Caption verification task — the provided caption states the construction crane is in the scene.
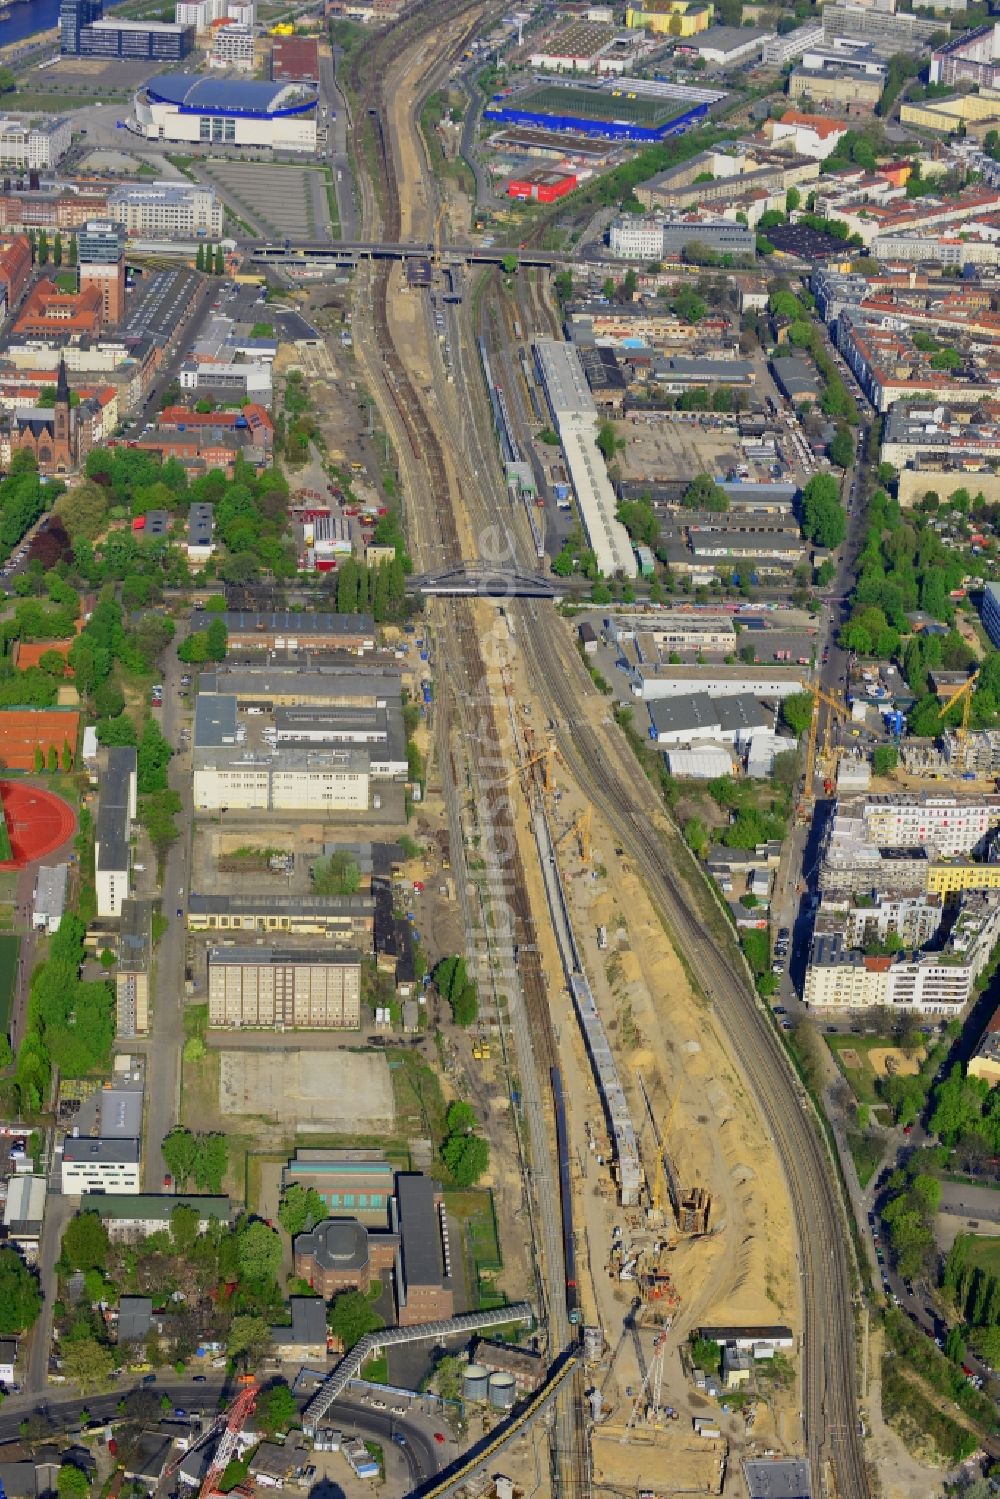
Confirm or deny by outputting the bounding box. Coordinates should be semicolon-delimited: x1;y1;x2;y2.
937;669;980;768
503;736;555;794
799;681;850;811
622;1331;672;1438
559;804;592;864
197;1383;258;1499
636;1073;681;1226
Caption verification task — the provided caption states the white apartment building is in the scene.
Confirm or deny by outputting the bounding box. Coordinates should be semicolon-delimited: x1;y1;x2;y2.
0;116;73;170
175;0;225;26
210;22;255;69
609;217;665;260
856;793;1000;858
761;22;823;66
108;181;223;239
61;1138;140;1195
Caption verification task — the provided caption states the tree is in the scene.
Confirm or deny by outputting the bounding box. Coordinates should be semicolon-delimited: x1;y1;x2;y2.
681;473;727;511
38;230;48;266
945;1325;966;1364
255;1382;297;1436
441;1132;489;1187
53;234;64;270
57;1466;90;1499
237;1219;282;1284
829;427;854;468
226;1315;270;1364
46;745;58;773
213;245;225;276
328;1289;384;1351
501;254;518;275
60;1337;115;1393
312;852;360;896
68;234;77;266
170;1205;200;1256
137;717;173;795
0;1248;40;1333
206;618;228;661
195;244;205;273
596;420;622;465
801;473;847;549
61;1212;110;1273
873;744;898;776
33;747;43;774
162;1127;197;1188
278;1185;325;1237
781;691;814;737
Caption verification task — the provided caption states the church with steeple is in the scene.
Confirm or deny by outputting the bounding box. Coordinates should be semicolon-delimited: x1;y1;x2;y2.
6;358;90;476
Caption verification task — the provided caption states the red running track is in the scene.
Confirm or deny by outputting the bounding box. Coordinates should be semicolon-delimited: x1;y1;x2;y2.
0;782;76;869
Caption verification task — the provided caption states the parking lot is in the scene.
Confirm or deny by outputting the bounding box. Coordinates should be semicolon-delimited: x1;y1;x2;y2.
200;161;333;240
124;267;200;342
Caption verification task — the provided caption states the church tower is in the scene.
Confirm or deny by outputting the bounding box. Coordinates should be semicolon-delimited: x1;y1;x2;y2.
52;356;73;473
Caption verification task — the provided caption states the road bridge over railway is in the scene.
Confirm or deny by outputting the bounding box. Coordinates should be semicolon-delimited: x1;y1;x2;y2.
248;240;565;268
408;563;562;598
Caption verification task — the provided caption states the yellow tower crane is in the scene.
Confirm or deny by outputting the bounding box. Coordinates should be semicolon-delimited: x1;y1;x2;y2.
936;669;980;770
800;681;851;811
503;736;556;795
559;804;592;864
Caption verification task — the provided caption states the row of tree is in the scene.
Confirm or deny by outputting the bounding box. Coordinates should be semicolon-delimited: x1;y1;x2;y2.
194;243;227;275
16;912;114;1114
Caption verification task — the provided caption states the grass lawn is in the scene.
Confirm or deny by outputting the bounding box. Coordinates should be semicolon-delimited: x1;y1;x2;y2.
0;809;11;864
0;935;20;1037
0;873;18;903
847;1129;884;1189
54;273;78;294
964;1236;1000;1277
826;1032;914;1108
387;1047;448;1147
446;1188;502;1309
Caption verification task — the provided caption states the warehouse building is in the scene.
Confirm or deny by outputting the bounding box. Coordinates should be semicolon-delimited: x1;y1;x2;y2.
193;743;370;812
534;338;636;578
32;863;68;934
207;946;362;1029
683;25;771;66
220;611;375;653
187;891;374;943
199;667;399;709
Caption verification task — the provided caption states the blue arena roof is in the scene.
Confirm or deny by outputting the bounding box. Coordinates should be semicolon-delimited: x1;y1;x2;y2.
144;74;316;117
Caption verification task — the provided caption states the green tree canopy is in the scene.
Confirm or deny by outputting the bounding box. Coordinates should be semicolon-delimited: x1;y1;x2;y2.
0;1248;40;1333
781;691;813;738
328;1289;384;1351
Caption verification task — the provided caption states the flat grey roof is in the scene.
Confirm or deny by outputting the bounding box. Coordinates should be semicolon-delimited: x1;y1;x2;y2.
743;1457;812;1499
96;746;135;869
200;669;400;702
190;892;373;915
648;694;721;736
33;863;68;920
209;946;362;968
119;898;151;972
397;1174;447;1290
195;693;238;748
63;1138;140;1164
222;612;374;635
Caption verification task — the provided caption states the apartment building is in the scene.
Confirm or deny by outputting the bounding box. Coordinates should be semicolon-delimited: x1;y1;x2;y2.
116;898;151;1038
207;946;362;1029
856;793;1000;857
981;580;1000;648
96;746;136;919
108;181;223;239
0;117;73;170
210;22;255;69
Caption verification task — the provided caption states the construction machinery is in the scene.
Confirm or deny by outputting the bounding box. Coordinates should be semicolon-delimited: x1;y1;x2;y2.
636;1074;711;1240
200;1383;258;1499
936;669;980;770
503;736;556;795
559;804;592;864
799;681;850;817
622;1332;677;1437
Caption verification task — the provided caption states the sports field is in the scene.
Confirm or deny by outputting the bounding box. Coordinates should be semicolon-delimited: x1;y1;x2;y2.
513;84;688;127
0;935;20;1039
0;784;76;867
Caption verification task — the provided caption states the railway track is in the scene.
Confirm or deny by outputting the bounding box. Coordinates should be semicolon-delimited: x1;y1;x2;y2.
453;263;870;1497
346;4;590;1492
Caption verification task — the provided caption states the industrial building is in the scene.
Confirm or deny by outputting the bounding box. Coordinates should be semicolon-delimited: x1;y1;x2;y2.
533;339;636;578
282;1149;397;1223
207;946;362;1029
683;25;771;66
96;746;136;919
193;743;370;812
107;181;224;240
199;666;398;709
0;117;73;171
187;891;374;943
116;898;151;1039
32;863;68;934
60;1057;144;1195
132;75;317;152
220;611;375;653
294;1173;454;1325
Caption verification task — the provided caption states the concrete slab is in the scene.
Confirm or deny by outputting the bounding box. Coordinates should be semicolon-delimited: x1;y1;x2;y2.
219;1048;394;1131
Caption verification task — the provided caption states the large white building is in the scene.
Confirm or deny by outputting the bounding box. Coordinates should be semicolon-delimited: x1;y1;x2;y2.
533;339;636;579
208;947;362;1029
609;218;667;260
108;180;223;239
132;74;317;152
0;115;73;170
193;746;370;812
854;792;1000;859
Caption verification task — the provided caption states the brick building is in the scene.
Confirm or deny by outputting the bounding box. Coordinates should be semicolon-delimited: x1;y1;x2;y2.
13;278;104;339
